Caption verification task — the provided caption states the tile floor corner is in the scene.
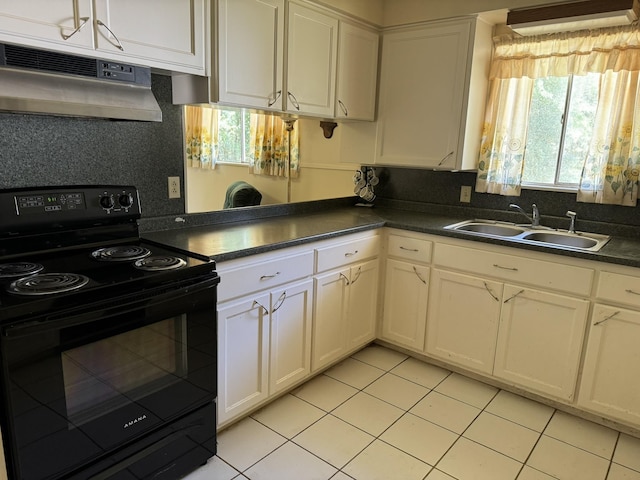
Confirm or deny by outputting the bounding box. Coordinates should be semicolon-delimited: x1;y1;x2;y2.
185;344;640;480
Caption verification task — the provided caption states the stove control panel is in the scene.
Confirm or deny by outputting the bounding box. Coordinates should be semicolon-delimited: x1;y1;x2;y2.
1;185;141;233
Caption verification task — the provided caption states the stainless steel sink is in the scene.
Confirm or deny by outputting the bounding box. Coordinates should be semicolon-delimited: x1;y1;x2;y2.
444;219;610;253
453;222;525;237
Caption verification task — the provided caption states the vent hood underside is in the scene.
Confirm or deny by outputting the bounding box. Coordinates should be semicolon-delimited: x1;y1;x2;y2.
0;45;162;122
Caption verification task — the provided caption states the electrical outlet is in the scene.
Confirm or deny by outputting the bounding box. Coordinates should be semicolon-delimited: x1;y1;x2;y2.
460;185;472;203
168;176;181;199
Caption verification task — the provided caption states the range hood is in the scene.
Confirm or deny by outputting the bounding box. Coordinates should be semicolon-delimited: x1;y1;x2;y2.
0;43;162;122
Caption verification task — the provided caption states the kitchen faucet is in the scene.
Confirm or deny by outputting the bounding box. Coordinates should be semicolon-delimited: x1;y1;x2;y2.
510;203;541;227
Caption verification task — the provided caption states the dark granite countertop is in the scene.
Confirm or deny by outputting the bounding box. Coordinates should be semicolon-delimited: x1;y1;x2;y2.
143;202;640;268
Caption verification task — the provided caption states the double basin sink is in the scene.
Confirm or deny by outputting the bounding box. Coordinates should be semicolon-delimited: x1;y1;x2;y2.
444;219;610;253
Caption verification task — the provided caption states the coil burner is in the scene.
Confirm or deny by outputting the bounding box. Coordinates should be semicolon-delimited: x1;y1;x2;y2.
0;262;44;279
134;256;187;272
91;245;152;262
8;273;90;296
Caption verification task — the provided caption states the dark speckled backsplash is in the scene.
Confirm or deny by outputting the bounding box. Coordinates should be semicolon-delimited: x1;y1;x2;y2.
371;167;640;230
0;77;637;231
0;74;185;218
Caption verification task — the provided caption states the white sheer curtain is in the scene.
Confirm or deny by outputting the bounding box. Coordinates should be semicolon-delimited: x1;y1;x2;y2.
476;25;640;205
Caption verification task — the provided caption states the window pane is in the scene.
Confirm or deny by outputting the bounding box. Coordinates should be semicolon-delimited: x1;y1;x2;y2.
522;76;569;184
558;73;599;184
217;109;243;163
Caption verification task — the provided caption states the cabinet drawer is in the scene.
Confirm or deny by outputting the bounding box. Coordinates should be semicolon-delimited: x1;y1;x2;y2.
218;251;314;302
387;234;432;263
596;271;640;308
434;243;593;296
315;235;380;273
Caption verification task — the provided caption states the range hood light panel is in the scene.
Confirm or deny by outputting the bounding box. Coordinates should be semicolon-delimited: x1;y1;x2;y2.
507;0;640;35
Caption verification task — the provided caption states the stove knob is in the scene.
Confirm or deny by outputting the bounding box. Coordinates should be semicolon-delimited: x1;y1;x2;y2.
100;195;115;210
119;193;134;208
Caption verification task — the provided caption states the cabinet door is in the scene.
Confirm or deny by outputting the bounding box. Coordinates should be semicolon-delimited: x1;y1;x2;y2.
0;0;93;51
335;22;378;121
286;3;338;116
578;304;640;426
381;258;430;351
218;0;284;109
312;268;348;371
269;279;313;394
494;285;588;401
426;269;502;373
347;259;379;349
217;294;269;425
375;19;472;168
93;0;205;72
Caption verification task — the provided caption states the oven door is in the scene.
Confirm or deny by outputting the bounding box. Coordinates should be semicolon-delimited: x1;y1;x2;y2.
0;273;219;480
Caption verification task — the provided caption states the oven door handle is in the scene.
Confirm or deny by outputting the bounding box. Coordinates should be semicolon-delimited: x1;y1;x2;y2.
2;275;219;338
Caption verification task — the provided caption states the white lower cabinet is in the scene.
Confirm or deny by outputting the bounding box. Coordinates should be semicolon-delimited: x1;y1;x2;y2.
217;279;312;425
381;258;430;350
578;305;640;427
493;286;589;401
312;232;381;371
312;259;379;371
380;230;433;351
427;241;592;402
426;269;502;373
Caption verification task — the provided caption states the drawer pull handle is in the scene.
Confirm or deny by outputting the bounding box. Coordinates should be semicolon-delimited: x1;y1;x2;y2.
594;310;620;326
625;289;640;296
271;291;287;313
504;289;525;303
340;272;350;285
484;282;499;302
252;300;268;314
61;17;90;40
351;266;362;285
260;272;281;281
493;264;518;272
413;267;427;285
344;250;359;257
400;246;419;252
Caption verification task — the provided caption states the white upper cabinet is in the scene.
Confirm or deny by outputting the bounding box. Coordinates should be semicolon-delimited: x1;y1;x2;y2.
335;22;379;121
93;0;206;72
285;2;338;117
375;17;491;170
0;0;206;74
217;0;285;110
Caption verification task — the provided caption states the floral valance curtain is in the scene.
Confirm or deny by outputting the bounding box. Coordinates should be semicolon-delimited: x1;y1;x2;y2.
249;114;300;178
184;105;218;169
476;25;640;206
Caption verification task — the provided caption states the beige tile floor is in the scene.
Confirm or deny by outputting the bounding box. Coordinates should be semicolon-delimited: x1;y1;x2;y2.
185;345;640;480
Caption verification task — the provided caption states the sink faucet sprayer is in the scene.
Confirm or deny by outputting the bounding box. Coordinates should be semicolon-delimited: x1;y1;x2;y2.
509;203;540;227
566;211;577;233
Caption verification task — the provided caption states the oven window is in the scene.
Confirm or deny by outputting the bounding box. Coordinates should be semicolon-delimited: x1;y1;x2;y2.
61;317;188;427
